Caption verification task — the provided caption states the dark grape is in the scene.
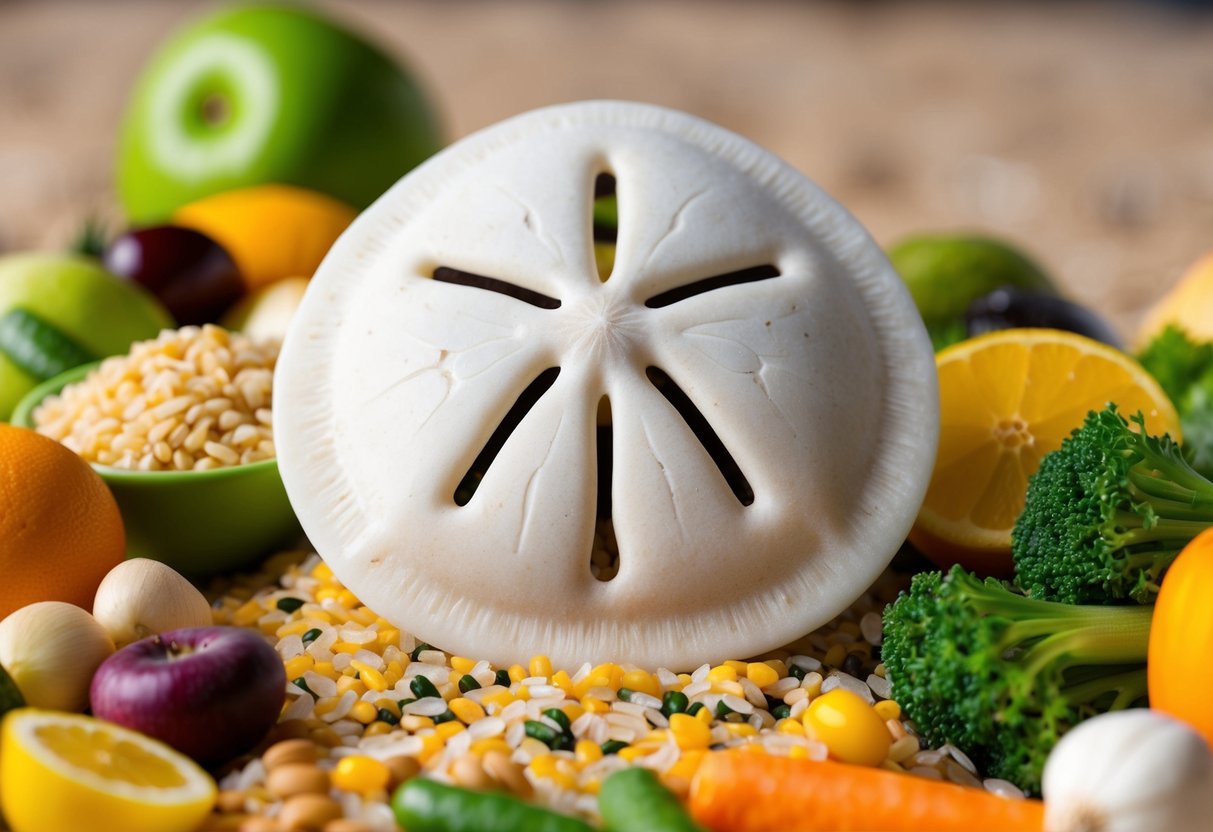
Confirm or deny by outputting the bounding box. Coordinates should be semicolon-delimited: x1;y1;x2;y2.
964;286;1123;349
104;225;244;325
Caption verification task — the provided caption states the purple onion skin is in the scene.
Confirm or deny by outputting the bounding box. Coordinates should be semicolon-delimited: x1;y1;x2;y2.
90;626;286;768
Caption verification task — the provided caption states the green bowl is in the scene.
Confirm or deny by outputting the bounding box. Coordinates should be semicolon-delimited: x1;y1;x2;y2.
11;363;301;577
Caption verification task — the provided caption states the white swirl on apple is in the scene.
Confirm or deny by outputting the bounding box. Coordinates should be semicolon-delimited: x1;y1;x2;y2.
274;101;939;670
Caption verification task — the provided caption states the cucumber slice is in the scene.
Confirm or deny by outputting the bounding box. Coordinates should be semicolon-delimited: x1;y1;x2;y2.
0;307;96;382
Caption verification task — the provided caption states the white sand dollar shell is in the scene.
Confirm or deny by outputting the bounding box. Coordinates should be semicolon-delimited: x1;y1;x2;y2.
274;101;938;670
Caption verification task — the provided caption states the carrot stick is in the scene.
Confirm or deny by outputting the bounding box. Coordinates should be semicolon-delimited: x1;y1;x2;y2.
689;751;1044;832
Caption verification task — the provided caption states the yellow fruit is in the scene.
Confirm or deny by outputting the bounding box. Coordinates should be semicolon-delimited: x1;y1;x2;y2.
0;709;216;832
173;184;357;290
1137;252;1213;347
0;424;125;619
911;328;1180;575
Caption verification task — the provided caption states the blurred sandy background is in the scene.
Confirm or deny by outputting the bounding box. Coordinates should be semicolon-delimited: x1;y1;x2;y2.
1;0;1212;339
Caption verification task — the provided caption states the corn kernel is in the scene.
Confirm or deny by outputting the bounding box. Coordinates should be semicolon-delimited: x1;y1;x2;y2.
563;704;585;723
574;739;603;766
508;665;527;683
617;746;647;762
349;701;378;725
621;670;661;699
470;738;512;755
695;706;714;726
581;696;609;715
284;655;314;680
529;655;553;679
669;713;712;750
874;700;902;721
435;721;465;740
666;749;706;781
337;589;360;608
746;662;780;689
401;715;435;732
312;661;335;678
277;620;314;637
232;599;264;627
450;656;477;675
550;670;574;694
777;718;806;736
335;676;367;698
763;659;789;679
377;628;400;647
312;562;334;581
676;673;693;688
529;754;559;779
363;721;392;737
449;698;486;724
706;665;738;684
417;733;445;764
315;587;342;603
723;660;748;675
349;660;387;692
481;689;514;710
788;744;811;760
823;644;847;668
374;698;401;717
713;680;745;697
333;642;363;655
581;778;602;795
514;685;531;702
724;723;758;738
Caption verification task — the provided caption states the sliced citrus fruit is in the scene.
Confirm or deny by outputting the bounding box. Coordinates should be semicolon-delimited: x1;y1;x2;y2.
910;328;1181;575
0;708;216;832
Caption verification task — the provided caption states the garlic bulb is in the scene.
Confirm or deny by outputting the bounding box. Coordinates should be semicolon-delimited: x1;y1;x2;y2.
0;601;114;711
92;558;214;647
1043;709;1213;832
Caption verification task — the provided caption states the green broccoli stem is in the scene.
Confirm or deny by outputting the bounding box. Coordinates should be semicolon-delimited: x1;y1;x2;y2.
1012;604;1152;682
1061;666;1148;712
1126;463;1213;515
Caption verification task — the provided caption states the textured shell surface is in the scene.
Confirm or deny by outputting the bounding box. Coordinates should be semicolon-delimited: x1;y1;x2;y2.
274;100;938;670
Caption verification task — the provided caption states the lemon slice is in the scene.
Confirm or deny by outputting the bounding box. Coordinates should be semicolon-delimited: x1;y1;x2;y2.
910;328;1181;574
0;709;216;832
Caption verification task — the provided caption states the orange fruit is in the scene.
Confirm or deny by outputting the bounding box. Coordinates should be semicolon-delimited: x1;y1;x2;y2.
0;424;124;618
910;328;1180;576
1136;251;1213;347
173;184;357;290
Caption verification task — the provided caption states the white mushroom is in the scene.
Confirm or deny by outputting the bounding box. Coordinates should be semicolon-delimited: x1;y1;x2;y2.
274;101;938;669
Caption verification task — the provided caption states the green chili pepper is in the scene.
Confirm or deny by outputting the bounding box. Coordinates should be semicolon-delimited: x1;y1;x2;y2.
542;708;571;733
600;739;628;755
0;307;95;382
494;669;511;687
685;702;706;717
410;643;432;662
392;777;594;832
458;674;480;693
300;628;322;645
376;707;400;726
598;766;706;832
523;719;558;745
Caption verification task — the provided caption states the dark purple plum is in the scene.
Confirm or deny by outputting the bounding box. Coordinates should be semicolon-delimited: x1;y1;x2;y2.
103;226;244;325
964;286;1123;349
89;626;285;767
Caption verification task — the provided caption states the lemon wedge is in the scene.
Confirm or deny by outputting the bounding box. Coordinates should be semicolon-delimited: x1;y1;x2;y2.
0;708;216;832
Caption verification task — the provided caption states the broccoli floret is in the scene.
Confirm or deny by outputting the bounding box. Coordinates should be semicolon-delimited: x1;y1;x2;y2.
1138;324;1213;480
882;567;1151;795
1011;405;1213;604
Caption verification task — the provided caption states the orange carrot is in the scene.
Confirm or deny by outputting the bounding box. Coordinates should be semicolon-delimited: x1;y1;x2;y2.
689;751;1044;832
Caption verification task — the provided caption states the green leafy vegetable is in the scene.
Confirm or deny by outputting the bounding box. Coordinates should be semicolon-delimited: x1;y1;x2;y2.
1012;405;1213;604
882;566;1151;796
1138;324;1213;479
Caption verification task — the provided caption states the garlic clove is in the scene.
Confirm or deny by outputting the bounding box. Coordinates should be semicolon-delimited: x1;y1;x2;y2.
92;558;214;648
0;601;114;711
1043;709;1213;832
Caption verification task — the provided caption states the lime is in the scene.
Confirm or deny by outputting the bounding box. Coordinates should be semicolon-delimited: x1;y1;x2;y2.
0;253;172;419
887;234;1057;341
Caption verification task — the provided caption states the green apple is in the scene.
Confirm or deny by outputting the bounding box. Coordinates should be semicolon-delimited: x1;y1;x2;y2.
0;254;173;419
886;233;1058;348
116;2;443;224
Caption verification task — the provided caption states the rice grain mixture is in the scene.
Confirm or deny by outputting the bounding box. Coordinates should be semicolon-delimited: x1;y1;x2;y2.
33;325;277;471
